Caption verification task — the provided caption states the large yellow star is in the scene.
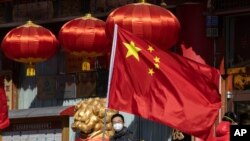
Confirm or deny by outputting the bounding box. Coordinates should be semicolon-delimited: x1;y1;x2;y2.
123;41;141;61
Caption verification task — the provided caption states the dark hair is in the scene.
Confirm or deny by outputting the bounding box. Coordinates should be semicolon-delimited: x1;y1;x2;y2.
222;111;237;123
111;113;124;123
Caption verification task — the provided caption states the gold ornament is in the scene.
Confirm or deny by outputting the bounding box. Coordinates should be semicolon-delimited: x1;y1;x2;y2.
72;98;118;139
172;129;185;140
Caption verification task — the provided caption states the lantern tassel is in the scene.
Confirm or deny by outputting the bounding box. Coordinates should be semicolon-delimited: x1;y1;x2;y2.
82;58;91;71
26;63;36;76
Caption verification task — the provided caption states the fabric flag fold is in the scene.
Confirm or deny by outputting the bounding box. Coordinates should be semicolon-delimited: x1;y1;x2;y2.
107;26;221;140
0;76;10;130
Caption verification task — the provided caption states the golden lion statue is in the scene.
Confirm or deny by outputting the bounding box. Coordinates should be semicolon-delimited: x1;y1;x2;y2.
72;98;118;141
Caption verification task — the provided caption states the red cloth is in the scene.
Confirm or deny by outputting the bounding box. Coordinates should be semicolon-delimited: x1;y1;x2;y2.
0;77;10;129
194;125;216;141
181;43;206;65
215;121;230;141
195;121;230;141
107;26;221;140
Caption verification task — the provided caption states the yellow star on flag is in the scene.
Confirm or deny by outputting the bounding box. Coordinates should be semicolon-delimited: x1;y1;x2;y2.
148;68;155;76
147;46;154;53
154;56;160;63
154;63;160;69
123;41;141;61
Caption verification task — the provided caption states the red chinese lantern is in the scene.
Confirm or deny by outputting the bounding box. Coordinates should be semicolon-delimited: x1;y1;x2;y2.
1;21;58;76
106;0;180;50
59;14;111;71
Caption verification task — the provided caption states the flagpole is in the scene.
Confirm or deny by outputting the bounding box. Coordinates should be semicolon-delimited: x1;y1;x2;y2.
219;75;222;122
105;24;118;108
102;24;119;141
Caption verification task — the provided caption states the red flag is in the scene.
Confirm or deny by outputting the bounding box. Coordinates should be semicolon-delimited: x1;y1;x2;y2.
181;43;206;65
0;76;10;129
107;26;221;139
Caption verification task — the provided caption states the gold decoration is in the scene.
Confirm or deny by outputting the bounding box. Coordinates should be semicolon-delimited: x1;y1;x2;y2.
139;0;146;3
26;63;36;76
227;67;247;75
23;20;41;28
72;98;118;139
82;58;91;71
234;74;250;90
15;57;46;63
85;13;92;18
172;129;184;140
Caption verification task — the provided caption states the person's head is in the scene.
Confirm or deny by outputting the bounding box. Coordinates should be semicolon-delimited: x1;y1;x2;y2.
111;113;125;132
222;111;238;125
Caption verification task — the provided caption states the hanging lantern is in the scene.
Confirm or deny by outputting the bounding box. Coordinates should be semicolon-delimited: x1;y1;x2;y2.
1;21;58;76
59;13;111;71
105;0;180;50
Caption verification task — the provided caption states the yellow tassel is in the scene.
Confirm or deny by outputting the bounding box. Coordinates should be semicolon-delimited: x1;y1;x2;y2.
26;63;36;76
82;58;90;71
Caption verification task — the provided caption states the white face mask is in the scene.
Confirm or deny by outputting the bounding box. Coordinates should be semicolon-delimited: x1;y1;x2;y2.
113;123;123;132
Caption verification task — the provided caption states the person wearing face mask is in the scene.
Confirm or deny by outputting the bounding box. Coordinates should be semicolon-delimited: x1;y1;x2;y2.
110;113;135;141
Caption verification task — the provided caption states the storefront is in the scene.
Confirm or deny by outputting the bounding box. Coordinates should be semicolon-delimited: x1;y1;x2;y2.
211;0;250;124
221;13;250;124
226;66;250;125
0;106;74;141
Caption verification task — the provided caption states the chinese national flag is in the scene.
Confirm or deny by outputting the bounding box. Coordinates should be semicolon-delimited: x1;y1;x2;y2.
107;26;221;140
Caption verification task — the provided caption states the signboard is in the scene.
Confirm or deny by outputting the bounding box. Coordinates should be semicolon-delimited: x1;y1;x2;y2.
206;15;219;37
206;27;219;37
206;16;219;27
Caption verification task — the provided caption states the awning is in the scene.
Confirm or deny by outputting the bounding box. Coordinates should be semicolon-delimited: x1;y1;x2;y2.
9;106;75;119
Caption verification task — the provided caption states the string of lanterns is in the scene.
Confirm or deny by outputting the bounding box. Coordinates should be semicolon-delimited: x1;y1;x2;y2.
0;0;180;77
